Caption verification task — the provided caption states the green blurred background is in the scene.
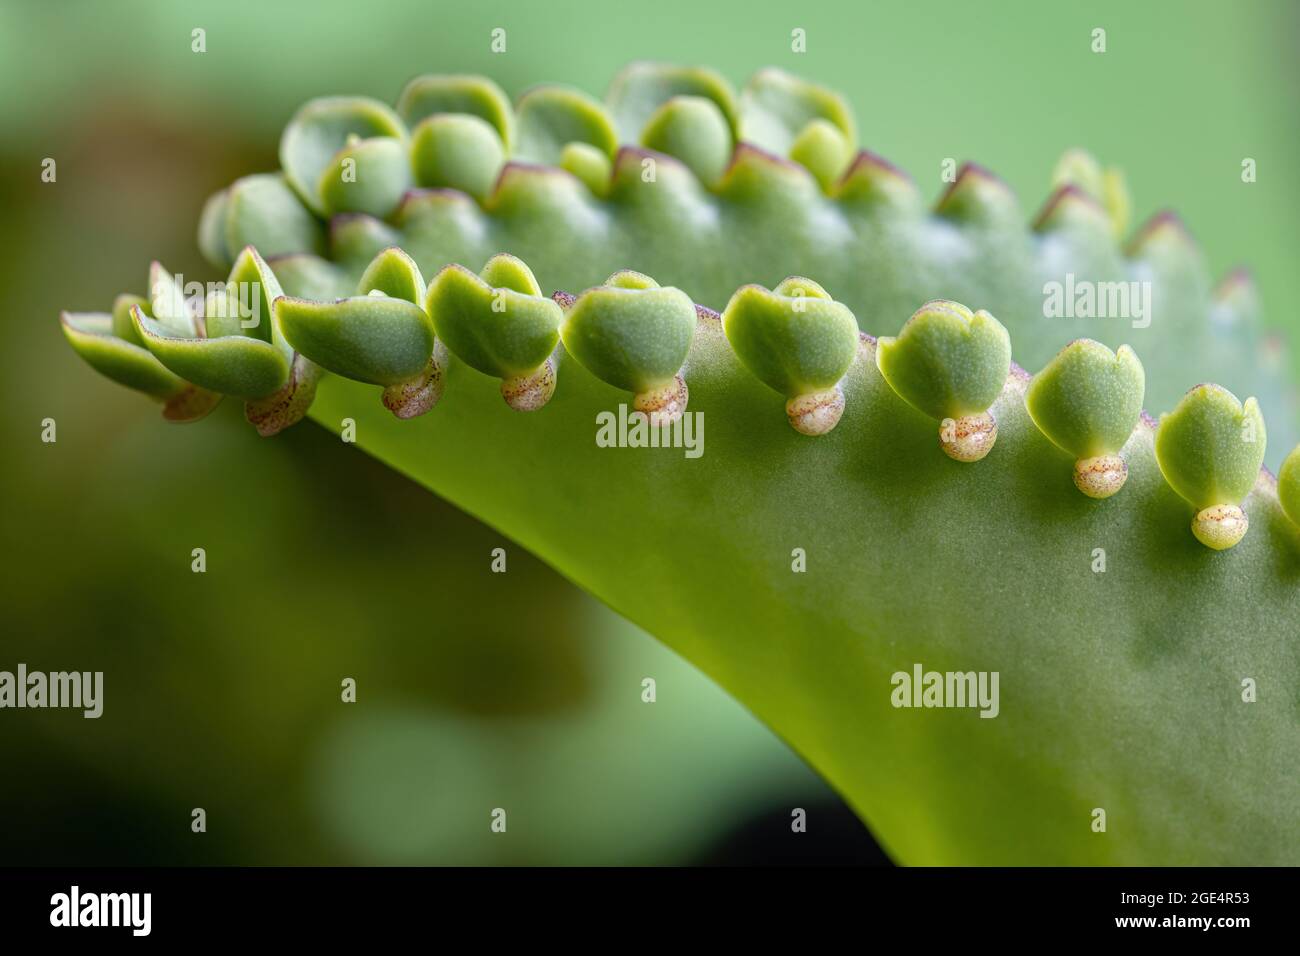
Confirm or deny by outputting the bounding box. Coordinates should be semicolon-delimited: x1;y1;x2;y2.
1;0;1296;864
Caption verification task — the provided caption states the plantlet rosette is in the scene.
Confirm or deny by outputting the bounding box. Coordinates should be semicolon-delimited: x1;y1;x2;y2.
59;62;1300;865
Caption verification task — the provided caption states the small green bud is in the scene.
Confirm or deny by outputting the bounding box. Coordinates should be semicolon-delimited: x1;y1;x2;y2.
559;142;613;196
739;68;856;159
721;277;858;435
640;95;733;186
560;271;696;424
1278;445;1300;530
876;300;1011;461
276;247;436;390
789;119;851;193
411;113;505;201
426;255;563;411
515;85;618;166
317;135;412;218
1025;339;1145;498
396;74;515;150
1155;384;1266;549
134;249;293;401
280;96;408;216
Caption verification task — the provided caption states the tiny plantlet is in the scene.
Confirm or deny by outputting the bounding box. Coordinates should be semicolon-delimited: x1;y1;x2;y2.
59;63;1300;865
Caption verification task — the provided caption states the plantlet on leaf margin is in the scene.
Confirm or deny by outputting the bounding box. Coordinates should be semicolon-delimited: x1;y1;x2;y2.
558;270;696;426
60;265;223;423
426;254;563;411
1025;339;1145;498
129;248;320;437
722;277;858;435
1155;383;1266;550
875;300;1011;461
275;247;443;419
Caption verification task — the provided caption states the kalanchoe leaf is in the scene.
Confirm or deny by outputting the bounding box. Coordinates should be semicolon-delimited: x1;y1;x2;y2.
739;68;856;159
1156;384;1267;511
199;174;326;270
1279;444;1300;529
639;95;733;186
789;118;851;194
605;61;740;144
559;270;695;399
1026;340;1145;458
426;256;562;410
559;142;612;196
410;113;505;202
280;96;408;216
395;73;515;150
317;135;412;219
515;85;618;165
876;300;1012;421
275;247;435;388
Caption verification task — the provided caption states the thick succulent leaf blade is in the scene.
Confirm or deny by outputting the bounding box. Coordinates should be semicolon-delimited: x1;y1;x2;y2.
304;328;1300;866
